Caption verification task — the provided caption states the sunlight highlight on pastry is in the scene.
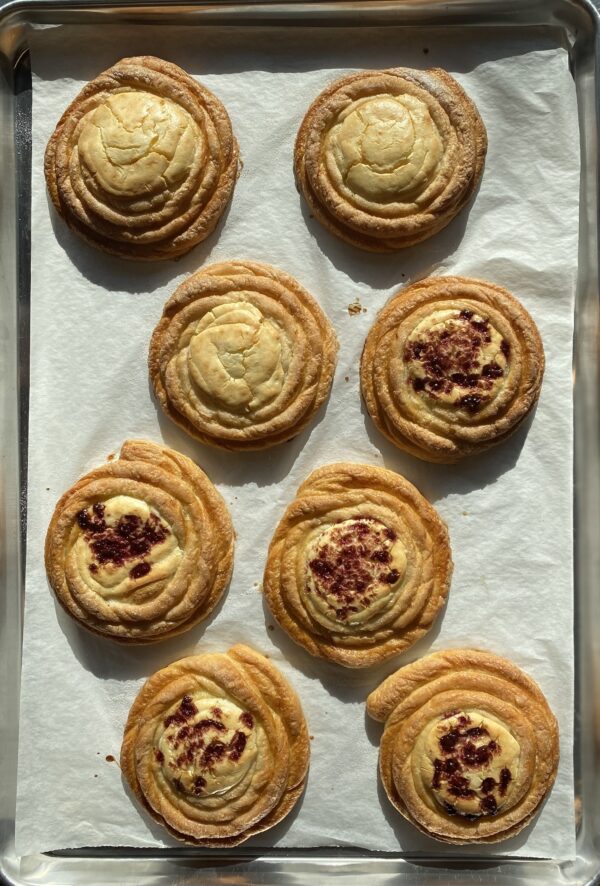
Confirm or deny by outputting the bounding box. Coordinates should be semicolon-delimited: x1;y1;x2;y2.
262;463;452;667
367;649;559;843
121;645;309;845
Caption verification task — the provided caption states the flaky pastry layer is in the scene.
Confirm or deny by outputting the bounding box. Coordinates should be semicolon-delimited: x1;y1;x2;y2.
45;56;239;260
361;276;545;462
121;645;309;846
262;463;452;667
149;260;338;450
44;439;233;642
367;648;559;843
294;67;486;251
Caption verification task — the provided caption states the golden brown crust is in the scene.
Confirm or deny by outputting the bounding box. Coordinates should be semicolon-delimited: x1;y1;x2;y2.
120;645;309;846
367;648;559;844
360;276;545;463
44;56;239;261
294;67;486;252
148;260;338;451
262;463;452;668
44;439;233;643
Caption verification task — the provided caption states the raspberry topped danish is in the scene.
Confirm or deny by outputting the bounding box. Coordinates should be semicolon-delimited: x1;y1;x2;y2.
44;440;233;642
262;462;452;667
367;649;559;843
361;276;544;462
121;645;309;845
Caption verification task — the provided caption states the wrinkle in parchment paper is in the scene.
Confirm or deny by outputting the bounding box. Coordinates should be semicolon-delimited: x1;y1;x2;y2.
16;26;577;859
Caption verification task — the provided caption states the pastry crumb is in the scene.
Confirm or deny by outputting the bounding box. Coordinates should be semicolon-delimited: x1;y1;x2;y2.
462;510;469;516
347;299;363;315
268;624;275;632
107;453;115;461
309;735;314;741
344;376;349;382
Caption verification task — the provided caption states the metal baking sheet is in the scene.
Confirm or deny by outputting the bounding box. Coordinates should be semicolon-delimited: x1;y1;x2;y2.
0;1;599;884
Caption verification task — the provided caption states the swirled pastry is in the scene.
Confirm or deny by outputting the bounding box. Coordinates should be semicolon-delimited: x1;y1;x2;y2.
149;261;338;450
294;68;486;251
44;56;239;260
44;440;233;642
262;463;452;668
121;644;309;846
361;276;545;462
367;649;559;843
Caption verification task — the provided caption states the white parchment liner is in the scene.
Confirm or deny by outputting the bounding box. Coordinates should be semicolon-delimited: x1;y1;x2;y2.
15;25;578;859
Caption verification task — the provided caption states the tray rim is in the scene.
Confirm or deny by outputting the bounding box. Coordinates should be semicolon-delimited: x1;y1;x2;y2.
1;1;599;884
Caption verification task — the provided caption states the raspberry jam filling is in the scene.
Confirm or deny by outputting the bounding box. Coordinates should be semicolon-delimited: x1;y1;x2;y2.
306;517;405;624
424;710;519;819
157;695;258;799
404;308;509;414
77;501;169;580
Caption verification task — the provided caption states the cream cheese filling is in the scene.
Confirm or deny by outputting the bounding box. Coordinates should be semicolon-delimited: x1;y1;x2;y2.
187;299;290;412
304;517;407;630
77;91;203;199
325;93;444;203
157;694;258;800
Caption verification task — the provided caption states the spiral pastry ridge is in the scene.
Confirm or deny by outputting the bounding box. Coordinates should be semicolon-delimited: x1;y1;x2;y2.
367;649;559;843
121;645;309;845
294;67;486;251
361;276;545;462
149;260;338;450
262;463;452;668
45;56;239;260
44;439;234;642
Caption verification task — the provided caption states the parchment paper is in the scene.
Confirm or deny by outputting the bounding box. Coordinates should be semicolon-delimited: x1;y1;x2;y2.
16;25;578;859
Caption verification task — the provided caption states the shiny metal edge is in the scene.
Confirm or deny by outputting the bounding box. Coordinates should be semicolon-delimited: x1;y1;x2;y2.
0;1;598;883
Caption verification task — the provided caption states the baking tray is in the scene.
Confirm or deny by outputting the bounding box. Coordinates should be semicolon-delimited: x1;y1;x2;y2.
1;0;599;883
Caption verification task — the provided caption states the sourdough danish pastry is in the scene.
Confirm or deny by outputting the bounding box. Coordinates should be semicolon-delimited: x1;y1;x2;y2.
45;56;239;260
121;645;309;846
294;68;486;251
367;649;559;843
44;440;233;642
361;276;545;462
149;261;338;450
262;463;452;667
